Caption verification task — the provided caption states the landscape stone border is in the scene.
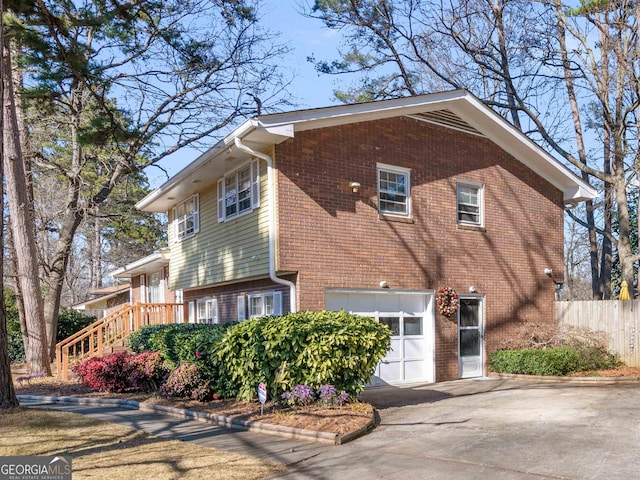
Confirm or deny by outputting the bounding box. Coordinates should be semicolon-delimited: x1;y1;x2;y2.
488;372;640;384
17;394;375;446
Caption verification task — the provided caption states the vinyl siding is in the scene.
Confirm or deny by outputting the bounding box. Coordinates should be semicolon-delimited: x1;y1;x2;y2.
169;160;270;290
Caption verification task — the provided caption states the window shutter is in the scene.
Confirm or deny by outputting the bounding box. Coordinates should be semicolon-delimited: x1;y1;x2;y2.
193;195;200;233
273;292;283;316
188;301;196;324
171;207;178;242
237;295;246;321
211;299;219;324
217;178;225;222
252;160;260;209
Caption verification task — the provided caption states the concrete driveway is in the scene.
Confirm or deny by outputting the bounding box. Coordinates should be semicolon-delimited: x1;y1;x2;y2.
271;378;640;480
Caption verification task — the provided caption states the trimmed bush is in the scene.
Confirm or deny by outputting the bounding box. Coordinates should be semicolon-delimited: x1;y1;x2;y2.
489;346;620;376
130;351;169;392
127;323;232;368
160;362;216;402
73;352;137;392
216;310;391;400
73;351;169;393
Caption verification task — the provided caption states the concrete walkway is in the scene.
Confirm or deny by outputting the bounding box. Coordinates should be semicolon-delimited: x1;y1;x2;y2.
22;378;640;479
19;398;330;466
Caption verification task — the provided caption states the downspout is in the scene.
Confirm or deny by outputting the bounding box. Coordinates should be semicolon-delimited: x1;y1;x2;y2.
234;137;297;313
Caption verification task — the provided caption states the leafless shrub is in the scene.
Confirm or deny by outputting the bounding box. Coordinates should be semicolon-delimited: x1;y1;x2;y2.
498;322;610;352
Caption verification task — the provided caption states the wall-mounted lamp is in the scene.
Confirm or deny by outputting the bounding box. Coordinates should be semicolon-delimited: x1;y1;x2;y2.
348;181;361;193
379;280;389;289
544;268;563;298
469;286;477;293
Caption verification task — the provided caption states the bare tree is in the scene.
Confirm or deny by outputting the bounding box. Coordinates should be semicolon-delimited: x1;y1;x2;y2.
308;0;640;297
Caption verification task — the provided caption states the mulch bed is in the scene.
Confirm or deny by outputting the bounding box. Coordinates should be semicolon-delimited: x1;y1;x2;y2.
12;371;374;436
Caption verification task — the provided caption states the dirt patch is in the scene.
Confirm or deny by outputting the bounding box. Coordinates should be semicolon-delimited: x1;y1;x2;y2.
12;369;374;436
570;366;640;378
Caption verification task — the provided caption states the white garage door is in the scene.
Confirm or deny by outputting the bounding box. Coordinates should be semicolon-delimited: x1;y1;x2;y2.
325;290;435;385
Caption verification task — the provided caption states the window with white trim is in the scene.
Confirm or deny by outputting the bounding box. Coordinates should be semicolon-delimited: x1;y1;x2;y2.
196;298;218;324
217;160;260;222
457;182;483;226
248;291;282;318
173;195;199;241
378;164;410;216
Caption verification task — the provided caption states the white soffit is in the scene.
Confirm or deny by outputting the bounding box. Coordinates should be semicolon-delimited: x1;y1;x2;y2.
109;251;170;278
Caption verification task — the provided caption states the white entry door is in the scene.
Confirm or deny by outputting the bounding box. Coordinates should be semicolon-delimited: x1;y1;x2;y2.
325;290;435;385
458;297;484;378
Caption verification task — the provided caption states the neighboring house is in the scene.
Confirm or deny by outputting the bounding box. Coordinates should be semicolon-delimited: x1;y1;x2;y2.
73;250;177;319
109;249;177;306
72;283;131;319
137;90;596;384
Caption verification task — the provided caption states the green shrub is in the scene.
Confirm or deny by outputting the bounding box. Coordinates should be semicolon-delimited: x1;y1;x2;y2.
216;310;391;401
490;346;620;376
160;362;217;402
5;287;96;363
126;323;232;368
56;309;96;343
126;324;170;352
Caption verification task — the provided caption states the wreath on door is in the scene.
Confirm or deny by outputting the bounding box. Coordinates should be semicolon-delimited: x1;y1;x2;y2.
436;286;459;317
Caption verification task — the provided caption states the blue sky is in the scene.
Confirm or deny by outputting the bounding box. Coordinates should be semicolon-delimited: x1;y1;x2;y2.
147;1;345;187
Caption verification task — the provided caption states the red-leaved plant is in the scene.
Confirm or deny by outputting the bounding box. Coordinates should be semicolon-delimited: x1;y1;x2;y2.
73;351;169;393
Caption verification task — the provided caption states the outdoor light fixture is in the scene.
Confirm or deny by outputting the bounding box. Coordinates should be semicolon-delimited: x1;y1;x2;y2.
544;268;563;299
469;286;477;293
379;280;389;288
349;181;361;193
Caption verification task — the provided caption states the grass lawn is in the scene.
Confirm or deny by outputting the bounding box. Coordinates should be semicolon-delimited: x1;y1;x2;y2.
0;408;285;480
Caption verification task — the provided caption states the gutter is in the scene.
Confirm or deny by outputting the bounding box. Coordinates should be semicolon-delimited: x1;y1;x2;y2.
234;137;297;313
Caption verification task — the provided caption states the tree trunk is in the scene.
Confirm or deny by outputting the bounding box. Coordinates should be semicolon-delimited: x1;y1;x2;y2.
0;298;18;408
6;222;29;351
2;37;50;376
615;170;636;297
43;208;83;360
43;79;85;360
0;1;19;407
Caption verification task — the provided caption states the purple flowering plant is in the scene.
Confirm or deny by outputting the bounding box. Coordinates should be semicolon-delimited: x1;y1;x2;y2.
281;384;350;407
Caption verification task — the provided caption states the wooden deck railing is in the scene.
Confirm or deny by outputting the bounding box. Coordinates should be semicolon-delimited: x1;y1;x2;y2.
56;302;183;380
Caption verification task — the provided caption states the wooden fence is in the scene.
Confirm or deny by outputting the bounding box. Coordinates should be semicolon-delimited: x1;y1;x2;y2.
555;299;640;367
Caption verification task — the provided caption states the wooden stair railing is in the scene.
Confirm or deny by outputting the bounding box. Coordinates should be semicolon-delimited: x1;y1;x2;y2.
56;302;183;380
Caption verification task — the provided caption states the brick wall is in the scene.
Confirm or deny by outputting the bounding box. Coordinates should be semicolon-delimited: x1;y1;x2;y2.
184;276;294;324
274;116;564;381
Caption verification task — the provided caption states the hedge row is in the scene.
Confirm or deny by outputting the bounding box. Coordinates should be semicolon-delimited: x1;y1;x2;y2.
127;323;232;368
126;311;391;400
489;346;620;376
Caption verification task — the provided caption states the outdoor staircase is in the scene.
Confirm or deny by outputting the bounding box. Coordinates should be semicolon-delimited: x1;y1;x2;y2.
56;302;182;380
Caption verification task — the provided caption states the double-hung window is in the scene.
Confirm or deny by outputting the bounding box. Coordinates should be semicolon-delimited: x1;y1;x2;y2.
378;164;410;217
173;195;199;241
196;298;218;324
217;160;260;222
457;182;483;226
248;291;282;318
